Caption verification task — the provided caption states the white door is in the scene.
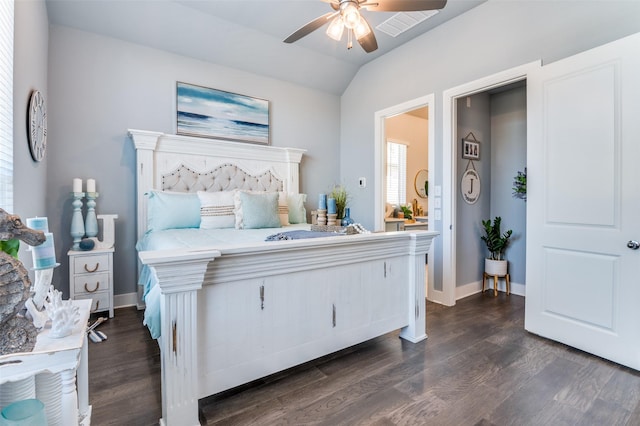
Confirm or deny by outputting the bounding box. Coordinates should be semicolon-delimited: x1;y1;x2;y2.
525;33;640;370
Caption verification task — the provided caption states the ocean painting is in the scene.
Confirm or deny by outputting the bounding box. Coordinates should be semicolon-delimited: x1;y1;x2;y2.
176;82;270;145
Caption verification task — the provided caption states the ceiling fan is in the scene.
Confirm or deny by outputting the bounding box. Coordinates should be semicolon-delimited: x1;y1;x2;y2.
284;0;448;53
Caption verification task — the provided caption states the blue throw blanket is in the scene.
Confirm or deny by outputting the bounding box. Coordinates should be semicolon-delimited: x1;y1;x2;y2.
265;230;345;241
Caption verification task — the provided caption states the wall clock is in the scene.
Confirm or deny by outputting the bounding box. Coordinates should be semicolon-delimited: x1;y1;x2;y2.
28;90;47;162
461;169;481;204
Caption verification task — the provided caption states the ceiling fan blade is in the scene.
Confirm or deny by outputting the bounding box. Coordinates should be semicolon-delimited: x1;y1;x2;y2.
321;0;340;11
357;19;378;53
284;12;336;44
362;0;447;12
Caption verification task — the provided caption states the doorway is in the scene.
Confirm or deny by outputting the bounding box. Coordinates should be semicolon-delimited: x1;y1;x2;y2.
374;94;435;298
438;61;540;306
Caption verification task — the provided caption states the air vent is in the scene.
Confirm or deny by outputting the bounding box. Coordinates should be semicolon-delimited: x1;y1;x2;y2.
376;10;439;38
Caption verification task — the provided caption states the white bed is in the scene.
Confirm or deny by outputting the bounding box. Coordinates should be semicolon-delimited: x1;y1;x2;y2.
129;129;439;426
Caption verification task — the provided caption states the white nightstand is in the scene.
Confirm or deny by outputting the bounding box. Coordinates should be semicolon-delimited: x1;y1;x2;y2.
68;247;114;318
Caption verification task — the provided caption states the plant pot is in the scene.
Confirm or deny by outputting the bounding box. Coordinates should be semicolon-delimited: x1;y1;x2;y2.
485;258;507;276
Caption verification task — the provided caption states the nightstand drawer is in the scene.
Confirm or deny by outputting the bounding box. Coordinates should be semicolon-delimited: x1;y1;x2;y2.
75;292;110;314
69;244;115;318
73;254;110;274
73;272;110;295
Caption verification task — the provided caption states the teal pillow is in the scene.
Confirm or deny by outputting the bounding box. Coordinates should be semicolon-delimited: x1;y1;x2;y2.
147;190;201;232
236;191;281;229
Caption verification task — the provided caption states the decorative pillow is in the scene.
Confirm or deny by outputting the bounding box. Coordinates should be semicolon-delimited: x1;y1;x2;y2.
234;191;281;229
198;190;236;229
146;190;201;232
278;192;290;226
287;193;307;224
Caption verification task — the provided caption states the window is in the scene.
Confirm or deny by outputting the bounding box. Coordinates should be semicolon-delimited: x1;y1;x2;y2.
0;0;13;212
386;141;407;205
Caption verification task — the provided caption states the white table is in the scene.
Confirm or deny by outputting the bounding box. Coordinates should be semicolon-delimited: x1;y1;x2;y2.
0;299;91;425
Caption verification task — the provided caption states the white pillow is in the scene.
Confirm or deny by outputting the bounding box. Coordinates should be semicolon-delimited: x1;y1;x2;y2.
287;193;307;224
234;191;281;229
198;190;236;229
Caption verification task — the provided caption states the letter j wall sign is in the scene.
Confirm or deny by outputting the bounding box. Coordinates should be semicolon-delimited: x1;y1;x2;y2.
461;168;481;204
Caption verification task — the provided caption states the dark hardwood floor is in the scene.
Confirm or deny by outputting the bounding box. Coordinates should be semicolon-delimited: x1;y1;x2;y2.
88;293;640;425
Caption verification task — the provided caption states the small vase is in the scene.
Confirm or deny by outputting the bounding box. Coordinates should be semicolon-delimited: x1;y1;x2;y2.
341;208;354;226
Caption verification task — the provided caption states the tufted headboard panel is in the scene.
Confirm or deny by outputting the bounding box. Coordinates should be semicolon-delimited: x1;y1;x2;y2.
129;130;305;240
162;164;283;193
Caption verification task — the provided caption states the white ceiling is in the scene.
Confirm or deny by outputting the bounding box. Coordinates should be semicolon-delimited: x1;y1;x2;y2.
46;0;485;94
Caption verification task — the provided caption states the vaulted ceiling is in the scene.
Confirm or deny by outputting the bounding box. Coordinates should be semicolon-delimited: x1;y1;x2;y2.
46;0;485;94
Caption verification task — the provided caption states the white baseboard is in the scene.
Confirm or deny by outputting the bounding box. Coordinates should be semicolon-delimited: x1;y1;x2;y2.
114;292;138;309
455;280;525;300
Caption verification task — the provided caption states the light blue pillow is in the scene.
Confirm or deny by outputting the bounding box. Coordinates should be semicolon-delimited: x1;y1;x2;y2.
147;190;201;232
236;191;281;229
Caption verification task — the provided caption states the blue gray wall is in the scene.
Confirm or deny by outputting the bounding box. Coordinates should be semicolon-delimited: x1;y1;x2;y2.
456;93;491;287
13;0;48;276
46;26;341;299
454;86;527;289
491;86;527;285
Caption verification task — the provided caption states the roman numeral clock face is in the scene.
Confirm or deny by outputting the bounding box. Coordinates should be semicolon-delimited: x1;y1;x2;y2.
28;90;47;162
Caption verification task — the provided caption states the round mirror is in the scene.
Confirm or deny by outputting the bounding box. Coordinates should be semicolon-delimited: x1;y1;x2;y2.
414;169;428;199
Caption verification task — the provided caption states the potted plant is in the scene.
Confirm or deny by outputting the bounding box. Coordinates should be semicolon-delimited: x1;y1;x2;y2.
512;168;527;201
330;184;349;220
400;205;413;221
481;216;512;276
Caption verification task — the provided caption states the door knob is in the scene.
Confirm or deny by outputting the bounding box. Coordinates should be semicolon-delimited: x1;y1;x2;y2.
627;240;640;250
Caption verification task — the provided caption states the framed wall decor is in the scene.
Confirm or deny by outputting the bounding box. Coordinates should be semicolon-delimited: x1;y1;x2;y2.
462;138;480;160
176;82;270;145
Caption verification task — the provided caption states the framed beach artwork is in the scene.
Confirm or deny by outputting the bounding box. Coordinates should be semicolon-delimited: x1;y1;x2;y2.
176;82;270;145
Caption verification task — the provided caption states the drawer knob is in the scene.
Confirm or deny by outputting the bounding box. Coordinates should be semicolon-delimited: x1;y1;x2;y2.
84;262;100;273
84;282;100;293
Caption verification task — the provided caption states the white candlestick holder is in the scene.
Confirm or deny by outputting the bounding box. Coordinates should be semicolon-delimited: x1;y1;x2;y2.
85;192;99;238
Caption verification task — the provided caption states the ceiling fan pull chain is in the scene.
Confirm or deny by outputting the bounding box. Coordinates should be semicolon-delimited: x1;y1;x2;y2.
348;29;353;49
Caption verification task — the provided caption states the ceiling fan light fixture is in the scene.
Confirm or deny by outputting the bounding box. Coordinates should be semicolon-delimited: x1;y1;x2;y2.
326;16;345;41
342;3;361;29
353;16;371;40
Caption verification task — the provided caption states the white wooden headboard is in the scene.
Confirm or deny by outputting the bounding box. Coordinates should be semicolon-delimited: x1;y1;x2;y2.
128;130;306;240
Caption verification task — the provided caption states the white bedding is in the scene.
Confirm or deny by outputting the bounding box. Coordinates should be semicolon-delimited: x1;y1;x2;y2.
137;224;311;338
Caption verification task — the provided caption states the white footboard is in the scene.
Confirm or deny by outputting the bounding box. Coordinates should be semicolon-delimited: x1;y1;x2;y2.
139;230;438;426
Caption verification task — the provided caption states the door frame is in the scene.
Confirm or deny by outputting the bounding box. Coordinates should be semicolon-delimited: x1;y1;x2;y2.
374;94;435;297
439;61;540;306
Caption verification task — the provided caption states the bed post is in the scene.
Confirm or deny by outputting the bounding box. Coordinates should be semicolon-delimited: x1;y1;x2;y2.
129;129;162;308
128;129;162;241
283;148;303;193
399;232;429;343
138;249;221;426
